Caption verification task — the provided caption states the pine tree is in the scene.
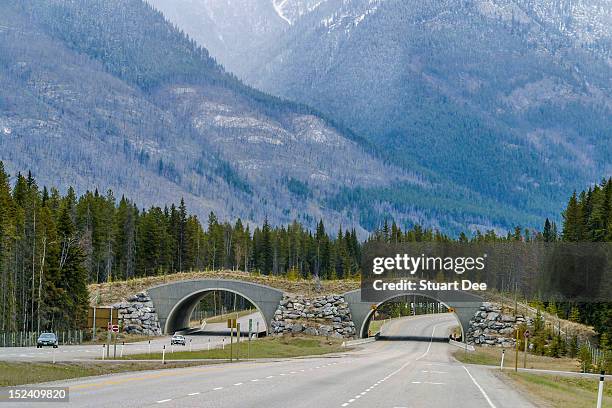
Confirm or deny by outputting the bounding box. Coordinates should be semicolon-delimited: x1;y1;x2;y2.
563;192;583;241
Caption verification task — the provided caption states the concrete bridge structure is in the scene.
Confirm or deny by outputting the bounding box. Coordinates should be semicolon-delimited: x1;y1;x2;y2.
146;279;482;338
147;279;284;335
342;289;483;339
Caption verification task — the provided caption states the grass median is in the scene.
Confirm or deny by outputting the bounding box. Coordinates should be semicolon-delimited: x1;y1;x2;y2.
0;361;211;387
119;335;346;360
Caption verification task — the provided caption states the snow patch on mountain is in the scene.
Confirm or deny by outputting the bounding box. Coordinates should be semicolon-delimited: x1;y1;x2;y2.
273;0;293;24
320;0;384;34
273;0;328;25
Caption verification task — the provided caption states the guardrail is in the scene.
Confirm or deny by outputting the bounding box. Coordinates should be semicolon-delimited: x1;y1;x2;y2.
449;339;475;351
342;337;377;347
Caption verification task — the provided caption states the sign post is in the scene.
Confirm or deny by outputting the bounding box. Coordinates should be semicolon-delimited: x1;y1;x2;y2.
248;318;252;360
523;330;530;369
597;371;605;408
500;349;505;371
112;325;118;359
236;323;241;361
227;318;236;362
514;330;519;372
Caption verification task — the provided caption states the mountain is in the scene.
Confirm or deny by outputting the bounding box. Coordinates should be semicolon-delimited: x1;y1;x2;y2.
147;0;612;231
0;0;426;236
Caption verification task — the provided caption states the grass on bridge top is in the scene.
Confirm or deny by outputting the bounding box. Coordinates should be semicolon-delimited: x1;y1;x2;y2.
119;335;346;361
89;270;361;306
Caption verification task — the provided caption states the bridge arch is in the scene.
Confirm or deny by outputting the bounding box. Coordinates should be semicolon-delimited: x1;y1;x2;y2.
146;279;284;334
343;289;482;339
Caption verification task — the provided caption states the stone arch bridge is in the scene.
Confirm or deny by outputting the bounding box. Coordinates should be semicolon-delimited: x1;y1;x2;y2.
139;279;482;339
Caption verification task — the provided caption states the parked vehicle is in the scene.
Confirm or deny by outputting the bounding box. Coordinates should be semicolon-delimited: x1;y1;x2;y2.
37;332;58;348
171;334;186;346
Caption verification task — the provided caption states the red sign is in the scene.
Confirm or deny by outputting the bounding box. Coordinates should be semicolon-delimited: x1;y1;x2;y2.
109;324;119;333
524;330;530;338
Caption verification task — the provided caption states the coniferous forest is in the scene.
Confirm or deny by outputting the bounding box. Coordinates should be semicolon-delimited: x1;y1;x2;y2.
0;161;610;340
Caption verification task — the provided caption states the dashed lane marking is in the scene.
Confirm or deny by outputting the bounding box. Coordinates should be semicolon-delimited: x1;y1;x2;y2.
339;322;442;407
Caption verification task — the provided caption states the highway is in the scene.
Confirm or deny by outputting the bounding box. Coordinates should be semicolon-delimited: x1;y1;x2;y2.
0;313;265;362
0;313;535;407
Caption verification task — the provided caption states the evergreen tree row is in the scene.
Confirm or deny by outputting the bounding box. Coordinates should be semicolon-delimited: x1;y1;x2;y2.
559;178;612;342
0;163;362;332
1;160;610;338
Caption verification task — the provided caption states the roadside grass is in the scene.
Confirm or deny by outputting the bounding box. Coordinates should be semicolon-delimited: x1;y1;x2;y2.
119;335;346;360
368;320;385;336
453;346;580;372
503;372;611;408
205;309;256;324
0;361;211;387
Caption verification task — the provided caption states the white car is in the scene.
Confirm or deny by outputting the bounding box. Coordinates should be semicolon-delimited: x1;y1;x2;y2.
171;334;186;346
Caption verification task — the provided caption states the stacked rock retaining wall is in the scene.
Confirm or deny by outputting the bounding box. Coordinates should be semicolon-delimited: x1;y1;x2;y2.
113;292;162;335
271;294;356;338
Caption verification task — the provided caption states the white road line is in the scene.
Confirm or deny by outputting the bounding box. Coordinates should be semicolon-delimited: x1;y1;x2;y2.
251;379;259;382
462;366;497;408
234;383;243;386
266;375;274;378
338;321;443;408
156;399;171;403
213;387;224;390
188;392;200;396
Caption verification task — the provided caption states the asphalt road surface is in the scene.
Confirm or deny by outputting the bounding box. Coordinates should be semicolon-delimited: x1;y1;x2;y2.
0;313;265;362
1;313;536;407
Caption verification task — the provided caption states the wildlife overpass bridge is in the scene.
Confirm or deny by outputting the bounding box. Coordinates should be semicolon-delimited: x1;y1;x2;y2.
146;279;482;338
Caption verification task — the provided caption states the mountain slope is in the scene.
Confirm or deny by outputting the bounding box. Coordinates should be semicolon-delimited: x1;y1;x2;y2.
0;0;420;234
150;0;612;229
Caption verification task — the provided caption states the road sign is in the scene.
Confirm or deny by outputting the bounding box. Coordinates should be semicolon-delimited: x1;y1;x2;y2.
524;330;530;338
448;307;455;313
111;324;119;333
227;318;237;329
248;318;253;332
370;304;377;310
